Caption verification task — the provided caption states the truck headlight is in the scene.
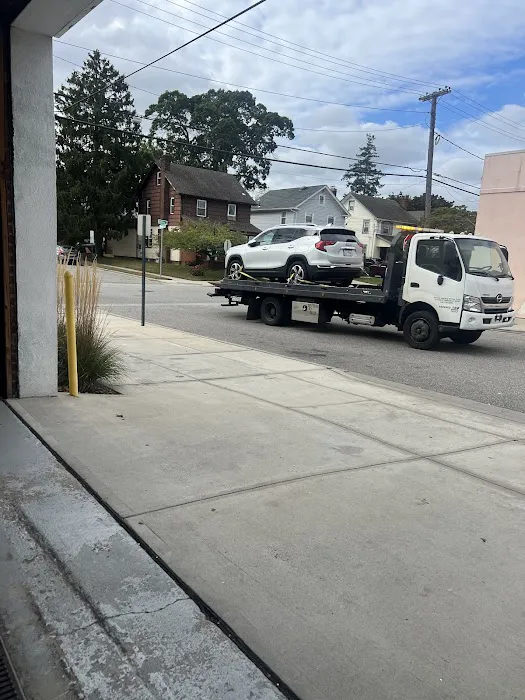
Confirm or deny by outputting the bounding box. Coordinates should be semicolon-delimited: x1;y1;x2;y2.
463;295;482;312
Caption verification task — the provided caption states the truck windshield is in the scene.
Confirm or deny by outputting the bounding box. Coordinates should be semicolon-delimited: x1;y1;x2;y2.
455;238;512;279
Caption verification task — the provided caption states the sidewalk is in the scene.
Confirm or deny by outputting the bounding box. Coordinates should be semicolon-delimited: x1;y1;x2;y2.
9;314;525;700
0;403;285;699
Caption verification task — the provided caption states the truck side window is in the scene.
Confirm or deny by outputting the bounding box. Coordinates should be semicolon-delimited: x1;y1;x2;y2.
415;240;462;281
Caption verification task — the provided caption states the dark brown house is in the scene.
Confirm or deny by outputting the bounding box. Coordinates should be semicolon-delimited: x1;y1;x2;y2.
138;157;260;236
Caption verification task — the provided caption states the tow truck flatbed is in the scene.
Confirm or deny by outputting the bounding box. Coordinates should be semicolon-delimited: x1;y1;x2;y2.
209;278;387;304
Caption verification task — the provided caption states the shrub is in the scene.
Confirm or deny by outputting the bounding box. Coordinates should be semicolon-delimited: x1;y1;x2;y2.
189;264;206;276
57;260;124;392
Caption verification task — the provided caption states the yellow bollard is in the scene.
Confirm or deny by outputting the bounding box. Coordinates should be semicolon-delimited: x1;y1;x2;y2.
64;271;79;397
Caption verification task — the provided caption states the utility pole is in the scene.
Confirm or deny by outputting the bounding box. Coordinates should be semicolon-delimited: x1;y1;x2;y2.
419;87;451;224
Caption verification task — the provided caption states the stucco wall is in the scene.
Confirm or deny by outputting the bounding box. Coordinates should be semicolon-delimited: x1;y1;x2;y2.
476;151;525;317
11;28;57;396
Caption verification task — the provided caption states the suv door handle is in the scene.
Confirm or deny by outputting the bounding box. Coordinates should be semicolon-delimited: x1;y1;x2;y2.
261;246;269;250
410;282;420;288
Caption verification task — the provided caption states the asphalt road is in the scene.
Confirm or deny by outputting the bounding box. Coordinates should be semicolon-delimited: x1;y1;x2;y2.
99;268;525;413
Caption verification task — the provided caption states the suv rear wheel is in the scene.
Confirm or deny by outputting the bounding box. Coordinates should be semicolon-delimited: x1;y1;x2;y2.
286;259;309;283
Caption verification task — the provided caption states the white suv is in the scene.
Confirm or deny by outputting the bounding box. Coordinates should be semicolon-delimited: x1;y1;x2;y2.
225;224;364;284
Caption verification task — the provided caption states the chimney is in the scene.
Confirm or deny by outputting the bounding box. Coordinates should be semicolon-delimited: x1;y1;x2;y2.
398;195;409;210
329;186;337;197
159;154;171;172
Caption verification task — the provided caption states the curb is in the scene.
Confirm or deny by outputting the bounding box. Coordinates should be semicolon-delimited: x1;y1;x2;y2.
98;263;220;286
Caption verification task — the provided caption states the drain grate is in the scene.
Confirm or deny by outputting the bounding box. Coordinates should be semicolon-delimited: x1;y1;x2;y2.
0;638;23;700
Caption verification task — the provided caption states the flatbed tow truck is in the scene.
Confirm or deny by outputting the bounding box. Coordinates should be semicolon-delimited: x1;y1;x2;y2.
209;228;515;350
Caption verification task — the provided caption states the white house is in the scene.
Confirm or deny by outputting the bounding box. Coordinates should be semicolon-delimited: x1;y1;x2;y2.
251;185;348;233
341;193;419;259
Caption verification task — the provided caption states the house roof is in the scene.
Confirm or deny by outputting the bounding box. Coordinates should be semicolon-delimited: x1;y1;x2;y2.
254;185;333;211
160;162;256;205
347;193;418;225
410;210;425;222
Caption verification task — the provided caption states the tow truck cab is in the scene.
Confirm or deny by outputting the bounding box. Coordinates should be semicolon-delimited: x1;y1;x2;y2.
394;230;515;342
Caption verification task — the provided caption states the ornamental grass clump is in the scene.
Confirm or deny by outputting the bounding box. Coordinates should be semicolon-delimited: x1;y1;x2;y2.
57;259;124;392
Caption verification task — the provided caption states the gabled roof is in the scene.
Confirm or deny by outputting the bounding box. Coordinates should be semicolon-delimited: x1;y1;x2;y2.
254;185;336;211
158;161;256;205
344;193;418;225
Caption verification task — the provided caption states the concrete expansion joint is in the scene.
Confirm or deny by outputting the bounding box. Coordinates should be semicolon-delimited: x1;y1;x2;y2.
64;596;189;635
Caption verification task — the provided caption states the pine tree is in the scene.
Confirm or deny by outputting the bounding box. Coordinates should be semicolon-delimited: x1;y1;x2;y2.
55;51;150;249
342;134;383;196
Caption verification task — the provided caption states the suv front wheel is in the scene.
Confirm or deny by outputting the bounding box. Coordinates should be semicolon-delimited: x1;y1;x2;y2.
286;259;309;283
226;258;244;280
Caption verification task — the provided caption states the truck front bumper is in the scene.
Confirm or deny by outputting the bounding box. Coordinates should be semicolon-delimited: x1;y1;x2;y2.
460;310;516;330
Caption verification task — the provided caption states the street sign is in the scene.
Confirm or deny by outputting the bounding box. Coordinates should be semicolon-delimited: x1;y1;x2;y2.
223;239;232;253
137;214;151;238
89;230;94;244
158;219;168;229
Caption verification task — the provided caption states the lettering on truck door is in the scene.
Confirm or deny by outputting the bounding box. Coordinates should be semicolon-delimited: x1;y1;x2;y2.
404;237;463;325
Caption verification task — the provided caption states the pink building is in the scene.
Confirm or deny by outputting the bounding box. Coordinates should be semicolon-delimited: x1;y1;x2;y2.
476;149;525;317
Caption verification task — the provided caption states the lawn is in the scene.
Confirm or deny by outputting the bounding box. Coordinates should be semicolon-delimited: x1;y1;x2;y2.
99;257;224;281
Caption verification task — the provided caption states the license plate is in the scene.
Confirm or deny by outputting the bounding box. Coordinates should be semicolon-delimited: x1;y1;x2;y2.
343;248;354;256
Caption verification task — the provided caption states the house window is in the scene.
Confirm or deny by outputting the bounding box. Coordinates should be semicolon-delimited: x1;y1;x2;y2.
156;171;161;186
305;213;314;224
196;199;207;217
362;219;370;235
382;222;391;236
145;229;153;248
169;197;175;215
327;215;335;225
347;199;355;212
227;203;237;219
280;211;287;225
146;199;151;215
319;194;325;205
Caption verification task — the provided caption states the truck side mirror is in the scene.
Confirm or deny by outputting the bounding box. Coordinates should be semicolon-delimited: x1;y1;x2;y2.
437;275;444;286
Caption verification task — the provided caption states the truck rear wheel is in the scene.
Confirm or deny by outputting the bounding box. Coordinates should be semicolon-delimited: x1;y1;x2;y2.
402;310;440;350
260;296;290;326
449;330;483;345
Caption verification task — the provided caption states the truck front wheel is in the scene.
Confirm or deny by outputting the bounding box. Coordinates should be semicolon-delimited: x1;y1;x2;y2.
449;330;483;345
402;310;440;350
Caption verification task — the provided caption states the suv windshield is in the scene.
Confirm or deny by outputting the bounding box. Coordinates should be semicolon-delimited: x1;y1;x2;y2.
455;238;512;279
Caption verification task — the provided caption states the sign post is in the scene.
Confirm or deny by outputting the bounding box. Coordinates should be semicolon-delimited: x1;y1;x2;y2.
158;219;168;277
137;214;151;326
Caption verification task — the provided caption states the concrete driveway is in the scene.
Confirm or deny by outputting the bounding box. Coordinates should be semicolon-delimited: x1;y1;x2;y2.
14;315;525;700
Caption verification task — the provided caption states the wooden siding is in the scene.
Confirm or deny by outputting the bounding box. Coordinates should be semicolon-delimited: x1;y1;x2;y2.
181;195;251;226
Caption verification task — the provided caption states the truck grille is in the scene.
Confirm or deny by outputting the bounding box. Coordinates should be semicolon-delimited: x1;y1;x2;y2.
481;296;511;305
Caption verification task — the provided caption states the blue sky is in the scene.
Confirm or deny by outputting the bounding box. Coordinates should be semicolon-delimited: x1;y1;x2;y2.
53;0;525;207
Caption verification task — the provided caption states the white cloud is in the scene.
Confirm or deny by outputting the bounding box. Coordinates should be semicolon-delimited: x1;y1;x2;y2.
54;0;525;208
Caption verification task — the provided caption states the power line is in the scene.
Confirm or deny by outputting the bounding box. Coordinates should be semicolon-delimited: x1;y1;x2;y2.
133;0;428;94
431;178;479;196
293;125;423;133
441;101;525;144
54;113;480;196
54;55;160;96
162;0;441;91
434;173;480;189
54;41;427;113
435;132;484;160
63;0;266;112
274;142;426;171
454;91;525;134
110;0;424;96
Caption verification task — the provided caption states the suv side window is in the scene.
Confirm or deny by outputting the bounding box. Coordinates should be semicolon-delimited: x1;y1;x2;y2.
272;228;303;244
255;229;276;245
415;239;463;281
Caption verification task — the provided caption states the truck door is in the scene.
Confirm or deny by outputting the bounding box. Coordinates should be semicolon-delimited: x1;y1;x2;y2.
404;237;464;324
